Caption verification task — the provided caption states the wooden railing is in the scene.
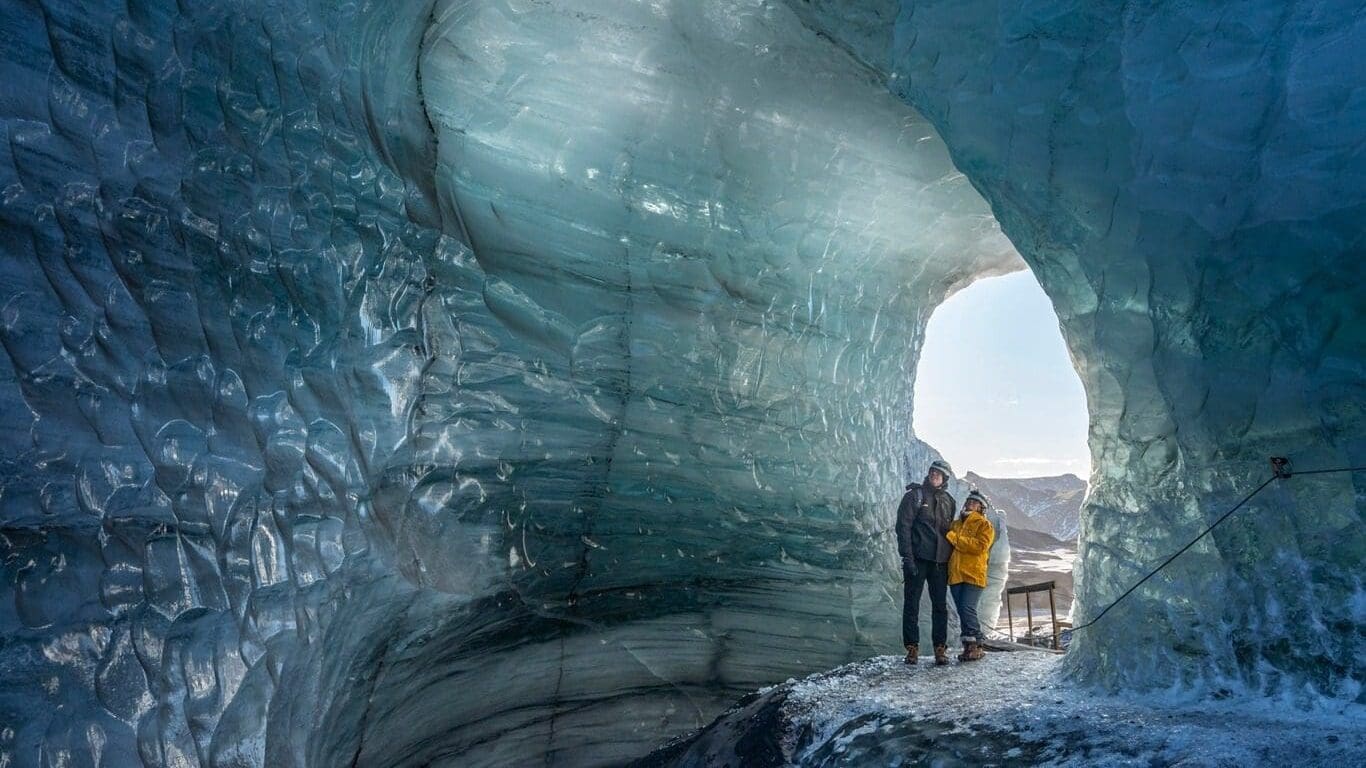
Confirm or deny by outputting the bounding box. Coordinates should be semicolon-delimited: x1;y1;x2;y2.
1002;580;1064;650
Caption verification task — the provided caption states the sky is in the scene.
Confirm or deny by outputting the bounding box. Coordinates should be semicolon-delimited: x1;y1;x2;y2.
913;271;1091;480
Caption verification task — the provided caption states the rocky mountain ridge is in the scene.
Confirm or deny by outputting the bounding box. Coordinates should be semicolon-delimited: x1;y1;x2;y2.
966;471;1086;541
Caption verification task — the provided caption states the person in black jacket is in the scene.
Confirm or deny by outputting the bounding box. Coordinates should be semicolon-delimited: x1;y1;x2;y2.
895;458;957;665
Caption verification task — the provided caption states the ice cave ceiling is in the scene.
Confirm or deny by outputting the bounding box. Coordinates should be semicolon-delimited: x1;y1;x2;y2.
1;0;1363;766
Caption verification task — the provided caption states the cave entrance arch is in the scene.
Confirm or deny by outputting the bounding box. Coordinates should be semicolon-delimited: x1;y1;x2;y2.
911;268;1089;639
913;269;1090;483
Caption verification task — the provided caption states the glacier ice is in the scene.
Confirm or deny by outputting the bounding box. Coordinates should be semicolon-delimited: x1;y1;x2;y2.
640;654;1366;766
0;0;1363;766
0;0;1015;763
796;0;1366;699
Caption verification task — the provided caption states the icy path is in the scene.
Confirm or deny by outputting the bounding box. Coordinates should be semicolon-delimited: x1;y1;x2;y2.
642;653;1366;766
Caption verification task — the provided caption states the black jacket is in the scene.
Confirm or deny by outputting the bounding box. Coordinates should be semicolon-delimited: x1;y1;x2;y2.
895;481;956;564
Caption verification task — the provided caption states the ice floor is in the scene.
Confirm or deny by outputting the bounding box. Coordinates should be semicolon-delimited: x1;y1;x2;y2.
645;652;1366;766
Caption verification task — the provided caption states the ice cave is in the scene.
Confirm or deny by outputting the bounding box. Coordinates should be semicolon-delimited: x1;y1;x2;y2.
1;0;1363;766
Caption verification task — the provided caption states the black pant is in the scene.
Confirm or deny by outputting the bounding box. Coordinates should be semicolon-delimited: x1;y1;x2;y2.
902;558;948;647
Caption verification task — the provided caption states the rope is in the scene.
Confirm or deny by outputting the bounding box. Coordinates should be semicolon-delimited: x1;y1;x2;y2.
1069;464;1366;633
1274;465;1366;476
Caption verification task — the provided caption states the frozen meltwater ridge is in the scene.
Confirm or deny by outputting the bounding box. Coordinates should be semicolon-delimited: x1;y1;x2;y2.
0;1;1363;767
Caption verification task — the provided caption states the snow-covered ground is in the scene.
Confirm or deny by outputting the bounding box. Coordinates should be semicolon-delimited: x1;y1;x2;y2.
783;655;1366;766
645;653;1366;766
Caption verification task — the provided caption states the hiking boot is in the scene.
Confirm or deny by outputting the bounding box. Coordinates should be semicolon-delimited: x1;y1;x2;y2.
903;644;918;665
959;641;985;662
933;644;950;665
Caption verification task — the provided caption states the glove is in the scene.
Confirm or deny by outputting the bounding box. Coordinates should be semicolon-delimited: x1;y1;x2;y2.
902;557;918;577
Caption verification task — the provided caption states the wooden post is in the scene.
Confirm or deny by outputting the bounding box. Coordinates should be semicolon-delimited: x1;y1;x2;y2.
1048;585;1060;650
1004;582;1056;649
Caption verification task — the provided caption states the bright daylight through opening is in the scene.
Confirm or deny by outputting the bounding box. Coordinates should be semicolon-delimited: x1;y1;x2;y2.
914;269;1089;639
914;270;1089;482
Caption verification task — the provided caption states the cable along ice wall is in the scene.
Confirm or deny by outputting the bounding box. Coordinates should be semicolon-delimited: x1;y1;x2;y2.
0;0;1019;766
791;0;1366;702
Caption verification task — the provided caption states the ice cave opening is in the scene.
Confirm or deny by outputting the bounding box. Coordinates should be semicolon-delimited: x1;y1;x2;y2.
912;268;1090;639
912;269;1090;484
1;1;1364;767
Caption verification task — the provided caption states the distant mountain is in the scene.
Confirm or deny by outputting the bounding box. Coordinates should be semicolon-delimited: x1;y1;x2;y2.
966;472;1086;541
1005;525;1071;553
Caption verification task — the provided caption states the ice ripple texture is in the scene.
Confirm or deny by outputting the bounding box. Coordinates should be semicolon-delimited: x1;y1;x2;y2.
0;0;1013;764
796;0;1366;701
0;2;1362;768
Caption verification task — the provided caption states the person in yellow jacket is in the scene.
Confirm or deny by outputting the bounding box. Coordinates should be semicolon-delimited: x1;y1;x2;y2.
947;489;995;662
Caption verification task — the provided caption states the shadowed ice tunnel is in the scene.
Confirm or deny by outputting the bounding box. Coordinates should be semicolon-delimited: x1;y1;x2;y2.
1;1;1363;765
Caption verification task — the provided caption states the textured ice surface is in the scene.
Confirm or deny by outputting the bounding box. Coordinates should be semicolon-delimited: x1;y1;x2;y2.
795;0;1366;701
640;654;1366;766
0;0;1016;765
0;0;1363;766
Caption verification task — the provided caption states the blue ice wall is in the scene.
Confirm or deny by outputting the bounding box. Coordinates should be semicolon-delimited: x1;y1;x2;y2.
795;0;1366;700
0;2;447;764
2;0;1363;766
0;1;1020;765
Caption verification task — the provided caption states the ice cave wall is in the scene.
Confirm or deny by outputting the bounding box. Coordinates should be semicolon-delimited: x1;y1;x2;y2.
794;0;1366;700
0;1;1019;766
2;0;1362;766
0;2;451;764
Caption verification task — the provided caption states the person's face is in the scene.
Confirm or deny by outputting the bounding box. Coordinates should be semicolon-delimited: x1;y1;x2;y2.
966;500;983;514
928;469;945;488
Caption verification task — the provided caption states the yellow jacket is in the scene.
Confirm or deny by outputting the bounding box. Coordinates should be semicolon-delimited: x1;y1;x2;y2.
946;510;995;587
